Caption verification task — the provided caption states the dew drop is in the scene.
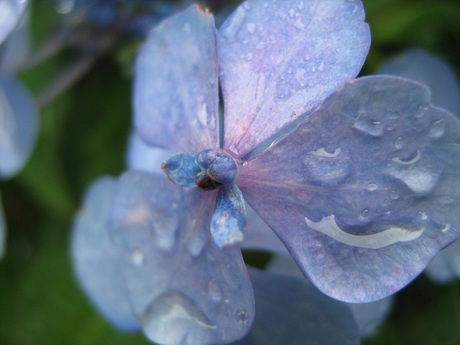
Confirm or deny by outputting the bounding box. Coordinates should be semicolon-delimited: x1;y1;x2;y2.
246;23;255;33
236;309;249;324
256;41;266;49
142;292;216;345
289;8;295;17
395;137;404;150
367;183;378;191
428;119;445;139
151;211;179;251
298;1;304;10
359;209;369;221
131;247;144;266
389;191;400;200
207;279;223;303
353;119;384;137
245;53;253;61
187;229;206;258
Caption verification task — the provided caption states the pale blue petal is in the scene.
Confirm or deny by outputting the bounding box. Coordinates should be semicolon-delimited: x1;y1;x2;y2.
0;192;5;259
126;131;174;173
134;5;219;153
218;0;370;157
0;76;39;178
71;176;140;331
0;0;28;44
0;9;30;74
425;240;460;283
240;204;288;255
379;49;460;117
109;171;254;345
235;268;360;345
268;253;392;337
348;297;393;336
238;76;460;302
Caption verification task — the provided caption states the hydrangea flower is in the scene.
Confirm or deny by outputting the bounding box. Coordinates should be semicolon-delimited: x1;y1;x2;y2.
0;0;29;44
0;0;38;259
73;0;460;343
379;48;460;283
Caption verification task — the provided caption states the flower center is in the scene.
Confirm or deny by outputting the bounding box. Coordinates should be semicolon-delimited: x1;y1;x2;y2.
161;148;238;190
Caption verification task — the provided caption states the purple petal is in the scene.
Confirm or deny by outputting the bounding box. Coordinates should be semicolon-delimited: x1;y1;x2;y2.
134;5;219;153
0;192;5;259
0;77;39;178
379;49;460;117
218;0;370;157
0;0;28;44
126;131;174;173
238;76;460;302
235;268;360;345
425;240;460;283
71;176;140;331
109;171;254;345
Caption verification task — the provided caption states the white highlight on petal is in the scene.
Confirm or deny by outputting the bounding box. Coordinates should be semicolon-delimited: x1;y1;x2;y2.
304;214;424;249
307;147;341;158
391;150;421;165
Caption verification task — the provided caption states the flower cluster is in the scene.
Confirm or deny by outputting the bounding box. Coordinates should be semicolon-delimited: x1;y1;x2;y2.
71;0;460;344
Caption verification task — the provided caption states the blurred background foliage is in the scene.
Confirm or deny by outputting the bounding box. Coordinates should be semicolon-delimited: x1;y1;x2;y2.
0;0;459;344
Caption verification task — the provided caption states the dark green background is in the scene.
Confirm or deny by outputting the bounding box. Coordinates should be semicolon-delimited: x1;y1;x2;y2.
0;1;459;344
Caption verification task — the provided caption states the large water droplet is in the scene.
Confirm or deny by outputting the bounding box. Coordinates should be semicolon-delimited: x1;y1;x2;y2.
303;149;351;187
142;292;216;345
388;165;441;194
428;119;445;139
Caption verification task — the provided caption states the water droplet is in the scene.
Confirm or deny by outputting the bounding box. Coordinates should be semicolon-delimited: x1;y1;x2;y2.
151;211;179;251
429;119;445;139
317;60;324;71
131;247;144;266
289;8;295;17
353;118;384;137
221;7;246;40
188;234;206;255
395;137;404;150
142;292;216;344
245;53;253;61
359;209;369;221
389;191;400;200
387;165;441;194
207;280;223;302
303;149;351;187
420;212;428;220
367;183;378;191
236;309;249;324
246;23;255;33
256;41;266;49
298;1;304;10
